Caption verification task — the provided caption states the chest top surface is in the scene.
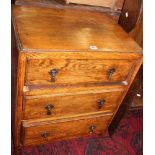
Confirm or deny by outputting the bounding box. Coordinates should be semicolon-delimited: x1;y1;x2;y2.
12;5;142;53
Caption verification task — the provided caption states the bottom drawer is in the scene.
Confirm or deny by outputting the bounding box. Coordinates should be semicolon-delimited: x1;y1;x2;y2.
22;113;112;146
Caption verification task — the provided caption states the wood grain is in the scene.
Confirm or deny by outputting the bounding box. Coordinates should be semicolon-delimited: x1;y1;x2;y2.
12;52;26;148
12;5;142;53
25;58;135;86
22;114;112;146
23;91;123;119
23;84;125;96
11;5;143;151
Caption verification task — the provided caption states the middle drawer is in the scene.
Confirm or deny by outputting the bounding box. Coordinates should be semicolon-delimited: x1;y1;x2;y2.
23;90;123;119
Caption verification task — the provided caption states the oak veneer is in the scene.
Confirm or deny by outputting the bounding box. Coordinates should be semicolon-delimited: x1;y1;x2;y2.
12;5;141;52
22;113;112;146
25;58;135;86
23;90;123;119
12;5;142;152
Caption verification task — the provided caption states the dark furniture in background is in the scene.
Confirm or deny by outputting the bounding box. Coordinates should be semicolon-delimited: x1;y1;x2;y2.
109;0;143;135
119;0;143;108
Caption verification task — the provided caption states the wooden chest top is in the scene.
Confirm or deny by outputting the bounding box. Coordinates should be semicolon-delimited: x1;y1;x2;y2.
12;5;142;53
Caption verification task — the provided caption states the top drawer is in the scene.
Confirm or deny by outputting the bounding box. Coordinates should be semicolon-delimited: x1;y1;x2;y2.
25;58;135;86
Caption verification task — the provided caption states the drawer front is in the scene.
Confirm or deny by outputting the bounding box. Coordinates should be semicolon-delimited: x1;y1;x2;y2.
23;91;123;119
22;114;112;146
25;59;135;86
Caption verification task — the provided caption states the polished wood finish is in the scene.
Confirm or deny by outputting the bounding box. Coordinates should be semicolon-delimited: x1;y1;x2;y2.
12;6;141;53
129;9;143;47
12;5;142;152
23;90;123;119
25;58;135;86
118;0;142;33
22;113;112;146
23;84;125;96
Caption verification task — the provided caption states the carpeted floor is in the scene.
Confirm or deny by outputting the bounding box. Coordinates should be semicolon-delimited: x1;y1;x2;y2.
12;109;143;155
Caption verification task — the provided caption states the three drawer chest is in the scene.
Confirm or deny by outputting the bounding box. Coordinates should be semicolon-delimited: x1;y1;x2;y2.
12;5;143;152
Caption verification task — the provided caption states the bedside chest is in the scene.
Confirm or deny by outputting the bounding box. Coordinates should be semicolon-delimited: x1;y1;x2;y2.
12;5;142;152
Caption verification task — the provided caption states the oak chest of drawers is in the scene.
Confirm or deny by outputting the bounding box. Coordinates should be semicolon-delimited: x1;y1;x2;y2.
12;5;142;152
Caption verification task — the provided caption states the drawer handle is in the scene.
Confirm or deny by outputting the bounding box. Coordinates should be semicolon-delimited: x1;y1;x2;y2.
108;68;116;80
98;99;106;109
89;125;96;134
45;104;54;115
49;69;58;82
41;132;49;138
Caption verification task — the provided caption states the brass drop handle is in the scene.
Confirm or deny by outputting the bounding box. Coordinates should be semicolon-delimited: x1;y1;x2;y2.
45;104;54;115
98;99;106;109
89;125;96;134
49;69;58;82
41;132;49;138
108;68;116;80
